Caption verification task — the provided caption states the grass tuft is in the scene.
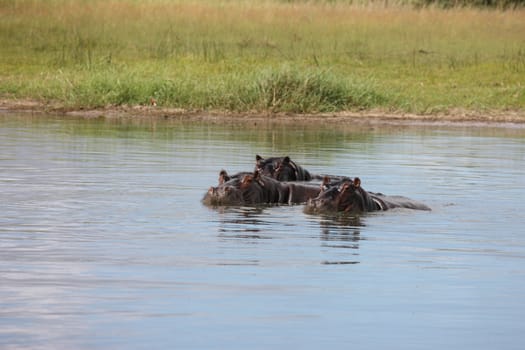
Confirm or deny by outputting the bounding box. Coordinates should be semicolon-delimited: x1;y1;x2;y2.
253;67;386;112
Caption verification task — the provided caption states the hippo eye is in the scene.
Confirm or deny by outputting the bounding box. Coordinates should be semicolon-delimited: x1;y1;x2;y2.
339;183;351;193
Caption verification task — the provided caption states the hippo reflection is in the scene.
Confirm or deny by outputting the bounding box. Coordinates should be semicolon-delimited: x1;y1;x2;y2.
304;177;431;215
203;170;320;206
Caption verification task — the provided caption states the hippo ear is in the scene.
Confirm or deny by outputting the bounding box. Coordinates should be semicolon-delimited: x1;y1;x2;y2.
256;155;264;165
353;177;361;188
219;169;229;184
282;156;291;164
321;176;331;190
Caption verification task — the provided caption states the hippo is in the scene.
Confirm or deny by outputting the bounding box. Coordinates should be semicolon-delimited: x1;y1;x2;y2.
304;177;431;215
255;155;312;181
202;170;320;206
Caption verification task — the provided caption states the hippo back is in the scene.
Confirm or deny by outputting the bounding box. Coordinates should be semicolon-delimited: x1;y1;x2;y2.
285;182;321;204
370;194;431;211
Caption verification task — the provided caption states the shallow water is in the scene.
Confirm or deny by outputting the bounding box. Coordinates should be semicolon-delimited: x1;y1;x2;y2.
1;114;524;350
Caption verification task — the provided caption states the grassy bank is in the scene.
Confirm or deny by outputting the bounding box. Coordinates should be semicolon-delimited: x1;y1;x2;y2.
1;0;524;115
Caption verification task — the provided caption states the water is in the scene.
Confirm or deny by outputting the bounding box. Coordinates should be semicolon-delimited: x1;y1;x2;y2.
1;114;524;350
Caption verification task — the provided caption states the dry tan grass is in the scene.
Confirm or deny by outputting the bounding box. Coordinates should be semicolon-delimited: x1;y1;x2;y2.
3;0;524;59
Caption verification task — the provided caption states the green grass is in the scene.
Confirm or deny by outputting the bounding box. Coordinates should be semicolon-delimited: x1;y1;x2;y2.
0;0;524;114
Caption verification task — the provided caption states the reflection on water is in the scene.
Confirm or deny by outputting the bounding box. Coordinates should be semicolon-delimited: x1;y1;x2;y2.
1;114;525;350
213;206;365;266
310;214;363;265
216;207;268;240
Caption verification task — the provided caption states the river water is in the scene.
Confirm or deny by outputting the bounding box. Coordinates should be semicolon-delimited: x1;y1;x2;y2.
1;114;524;350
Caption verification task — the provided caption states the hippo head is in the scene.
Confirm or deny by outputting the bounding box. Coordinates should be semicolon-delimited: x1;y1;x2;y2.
255;155;276;178
203;170;270;206
237;171;268;204
304;177;369;214
202;170;244;206
255;155;300;181
274;156;299;181
202;184;244;206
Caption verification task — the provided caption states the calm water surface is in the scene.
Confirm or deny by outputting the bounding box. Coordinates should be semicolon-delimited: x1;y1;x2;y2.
1;114;524;350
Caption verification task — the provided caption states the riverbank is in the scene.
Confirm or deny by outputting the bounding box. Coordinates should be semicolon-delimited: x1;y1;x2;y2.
2;98;524;127
1;1;524;117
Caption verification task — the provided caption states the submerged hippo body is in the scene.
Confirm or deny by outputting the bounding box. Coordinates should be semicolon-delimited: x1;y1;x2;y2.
255;155;312;181
202;170;320;206
304;177;430;214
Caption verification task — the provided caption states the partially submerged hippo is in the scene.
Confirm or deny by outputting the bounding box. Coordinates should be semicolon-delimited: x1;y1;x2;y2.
304;177;431;215
255;155;312;181
203;170;320;206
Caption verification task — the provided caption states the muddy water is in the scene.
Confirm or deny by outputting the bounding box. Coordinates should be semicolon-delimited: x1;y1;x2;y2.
1;114;524;350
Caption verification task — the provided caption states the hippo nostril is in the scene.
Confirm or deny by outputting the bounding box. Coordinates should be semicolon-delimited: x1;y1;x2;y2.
307;199;317;208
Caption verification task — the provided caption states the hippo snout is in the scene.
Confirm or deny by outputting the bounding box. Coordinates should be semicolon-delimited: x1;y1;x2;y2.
303;198;318;214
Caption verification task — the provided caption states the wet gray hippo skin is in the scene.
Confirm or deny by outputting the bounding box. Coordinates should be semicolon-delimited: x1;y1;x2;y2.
255;155;312;181
304;177;431;214
203;170;320;206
